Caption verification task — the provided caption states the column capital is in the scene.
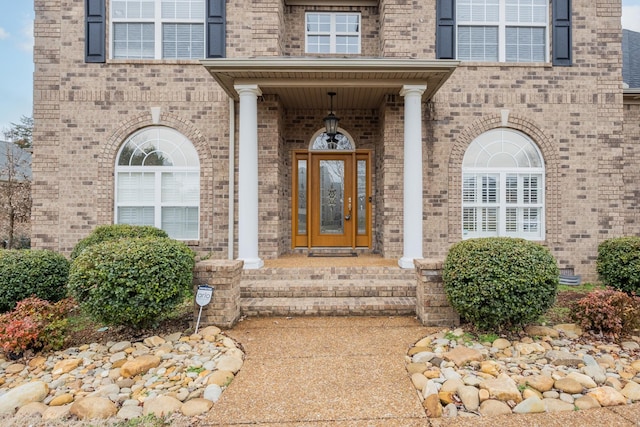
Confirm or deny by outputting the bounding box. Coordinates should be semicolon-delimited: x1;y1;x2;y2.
234;84;262;97
399;84;427;97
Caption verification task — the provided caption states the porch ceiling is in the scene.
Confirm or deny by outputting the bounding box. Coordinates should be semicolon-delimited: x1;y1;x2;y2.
624;88;640;104
201;57;459;110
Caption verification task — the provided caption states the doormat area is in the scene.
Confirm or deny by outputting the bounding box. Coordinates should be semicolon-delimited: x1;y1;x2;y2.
308;252;358;257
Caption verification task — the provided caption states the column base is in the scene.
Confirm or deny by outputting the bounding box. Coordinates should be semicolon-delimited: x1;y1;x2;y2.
239;257;264;269
398;257;416;269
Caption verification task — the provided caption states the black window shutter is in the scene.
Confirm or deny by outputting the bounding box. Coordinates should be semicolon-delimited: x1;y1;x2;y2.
85;0;106;63
207;0;226;58
436;0;456;59
552;0;572;66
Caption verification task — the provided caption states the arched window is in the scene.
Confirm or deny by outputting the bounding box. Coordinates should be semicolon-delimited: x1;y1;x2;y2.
462;128;544;239
115;126;200;240
310;131;354;150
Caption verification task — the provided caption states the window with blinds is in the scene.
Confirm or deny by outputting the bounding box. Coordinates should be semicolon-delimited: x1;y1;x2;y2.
111;0;205;59
457;0;547;62
115;127;200;240
462;129;545;239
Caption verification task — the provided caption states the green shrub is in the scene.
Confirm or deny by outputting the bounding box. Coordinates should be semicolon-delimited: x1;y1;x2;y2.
571;288;640;336
0;297;75;355
0;249;70;313
70;224;168;260
597;237;640;294
443;237;559;331
68;237;195;328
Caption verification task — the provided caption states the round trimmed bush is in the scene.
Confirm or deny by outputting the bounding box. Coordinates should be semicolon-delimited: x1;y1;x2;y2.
70;224;168;260
443;237;559;330
597;237;640;294
0;249;70;313
68;237;195;328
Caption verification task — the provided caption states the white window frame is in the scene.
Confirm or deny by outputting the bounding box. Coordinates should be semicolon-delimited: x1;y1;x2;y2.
115;127;200;240
111;0;205;59
462;129;545;240
456;0;548;63
305;12;361;54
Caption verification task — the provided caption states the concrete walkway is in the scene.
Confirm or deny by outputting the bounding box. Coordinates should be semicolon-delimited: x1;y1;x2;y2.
204;316;640;426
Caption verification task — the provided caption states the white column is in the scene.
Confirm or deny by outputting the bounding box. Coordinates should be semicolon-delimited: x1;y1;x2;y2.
235;84;263;269
398;85;427;269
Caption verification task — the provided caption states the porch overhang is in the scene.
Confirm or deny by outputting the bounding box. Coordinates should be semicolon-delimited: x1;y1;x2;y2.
200;57;459;110
624;88;640;104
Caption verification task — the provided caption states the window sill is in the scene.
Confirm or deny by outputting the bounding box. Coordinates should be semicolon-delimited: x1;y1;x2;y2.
459;61;552;68
108;59;204;65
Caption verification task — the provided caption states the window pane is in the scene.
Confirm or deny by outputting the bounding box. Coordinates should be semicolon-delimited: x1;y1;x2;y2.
458;26;498;61
163;23;204;59
463;175;477;202
481;175;498;203
506;27;545;62
481;208;498;232
162;0;205;19
117;172;155;203
113;23;155;59
118;207;155;226
113;0;155;19
307;35;330;53
357;160;367;235
161;172;199;203
505;208;517;231
162;207;198;239
523;208;539;232
463;207;477;233
506;175;518;203
298;160;307;235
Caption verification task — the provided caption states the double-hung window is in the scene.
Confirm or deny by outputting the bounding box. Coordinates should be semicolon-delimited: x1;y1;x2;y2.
457;0;547;62
462;129;545;239
112;0;205;59
115;127;200;240
305;12;361;54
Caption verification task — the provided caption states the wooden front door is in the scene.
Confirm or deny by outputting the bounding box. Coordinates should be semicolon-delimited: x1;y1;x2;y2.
293;150;371;248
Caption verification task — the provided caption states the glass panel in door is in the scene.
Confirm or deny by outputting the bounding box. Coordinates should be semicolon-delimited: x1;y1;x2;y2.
319;160;344;234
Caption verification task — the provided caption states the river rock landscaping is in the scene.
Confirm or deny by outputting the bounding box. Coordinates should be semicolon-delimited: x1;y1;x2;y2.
406;324;640;419
0;326;243;424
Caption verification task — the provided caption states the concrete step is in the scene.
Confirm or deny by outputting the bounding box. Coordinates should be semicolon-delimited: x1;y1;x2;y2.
242;267;416;282
241;296;416;317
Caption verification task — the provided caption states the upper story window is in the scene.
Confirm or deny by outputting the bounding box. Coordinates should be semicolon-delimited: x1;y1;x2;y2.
111;0;205;59
457;0;548;62
306;12;361;54
115;127;200;240
462;129;545;240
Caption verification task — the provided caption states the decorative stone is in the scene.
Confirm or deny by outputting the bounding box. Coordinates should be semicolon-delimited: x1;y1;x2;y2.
440;378;465;393
492;338;511;350
143;336;166;347
203;384;223;402
522;388;542;400
423;393;443;418
587;386;627;407
478;399;512;416
566;372;597;389
524;325;559;338
42;405;72;421
52;359;82;375
109;341;132;353
443;402;458;418
70;397;118;420
574;395;601;410
411;373;429;391
0;381;49;414
120;355;161;378
49;394;74;406
207;370;235;387
480;361;501;377
543;398;575;412
522;375;554;392
553;324;583;338
621;381;640;401
554;377;583;394
406;363;428;375
215;355;243;373
412;352;435;364
180;398;213;416
478;389;490;402
4;364;26;374
457;385;480;411
513;396;545;414
631;360;640;373
583;365;607;385
143;395;183;417
15;402;48;417
443;346;484;367
545;350;583;367
117;405;144;420
479;376;523;403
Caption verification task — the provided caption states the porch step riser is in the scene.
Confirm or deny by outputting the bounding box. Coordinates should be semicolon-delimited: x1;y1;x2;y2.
242;270;416;281
241;297;416;317
241;282;416;299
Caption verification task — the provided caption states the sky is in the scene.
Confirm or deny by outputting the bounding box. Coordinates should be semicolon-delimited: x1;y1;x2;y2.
0;1;639;136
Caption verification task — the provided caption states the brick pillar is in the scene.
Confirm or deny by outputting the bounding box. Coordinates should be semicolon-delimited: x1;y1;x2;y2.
192;260;243;328
415;259;460;327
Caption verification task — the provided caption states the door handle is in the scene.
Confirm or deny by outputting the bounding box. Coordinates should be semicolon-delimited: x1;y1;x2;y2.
345;197;352;220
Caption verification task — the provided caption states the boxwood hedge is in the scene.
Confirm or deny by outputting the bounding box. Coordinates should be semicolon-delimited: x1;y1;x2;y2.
68;237;195;328
70;224;168;260
443;237;559;330
0;249;70;313
597;236;640;294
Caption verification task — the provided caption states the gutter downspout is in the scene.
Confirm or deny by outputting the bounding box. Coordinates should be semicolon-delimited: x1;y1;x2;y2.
228;97;235;260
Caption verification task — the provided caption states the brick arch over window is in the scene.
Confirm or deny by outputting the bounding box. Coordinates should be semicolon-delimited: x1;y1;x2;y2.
96;112;212;227
447;114;560;243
